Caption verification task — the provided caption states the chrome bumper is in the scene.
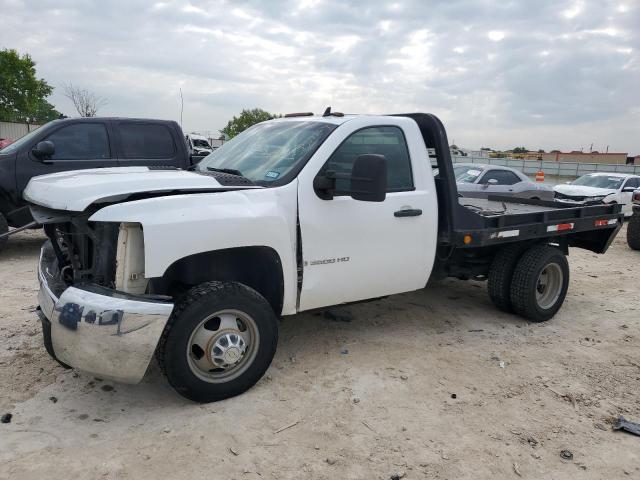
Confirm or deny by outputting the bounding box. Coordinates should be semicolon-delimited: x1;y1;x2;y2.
37;244;174;384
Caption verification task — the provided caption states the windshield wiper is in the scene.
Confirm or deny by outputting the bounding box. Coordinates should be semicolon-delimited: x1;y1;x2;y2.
206;166;245;177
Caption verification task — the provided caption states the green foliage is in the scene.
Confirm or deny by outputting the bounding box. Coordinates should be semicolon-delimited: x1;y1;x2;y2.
480;147;491;151
512;146;529;153
0;49;60;123
220;108;279;139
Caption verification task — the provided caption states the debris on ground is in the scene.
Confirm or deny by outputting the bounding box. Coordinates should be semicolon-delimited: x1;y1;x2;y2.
229;447;239;456
513;462;522;476
323;309;353;322
49;396;58;403
450;393;457;399
613;416;640;437
1;413;12;423
390;471;406;480
273;420;300;434
325;458;336;465
559;449;573;460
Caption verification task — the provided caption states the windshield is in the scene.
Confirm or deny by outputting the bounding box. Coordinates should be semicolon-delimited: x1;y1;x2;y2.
192;139;211;148
572;174;624;189
0;128;41;154
453;165;483;183
197;121;336;185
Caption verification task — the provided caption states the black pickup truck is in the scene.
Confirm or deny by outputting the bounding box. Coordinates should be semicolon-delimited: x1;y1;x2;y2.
0;117;202;249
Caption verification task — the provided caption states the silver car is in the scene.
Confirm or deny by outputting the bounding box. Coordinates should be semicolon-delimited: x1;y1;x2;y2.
453;164;554;200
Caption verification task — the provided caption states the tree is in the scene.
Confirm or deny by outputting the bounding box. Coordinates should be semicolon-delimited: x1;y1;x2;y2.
220;108;279;139
64;83;106;117
0;49;60;123
480;147;491;151
512;146;528;153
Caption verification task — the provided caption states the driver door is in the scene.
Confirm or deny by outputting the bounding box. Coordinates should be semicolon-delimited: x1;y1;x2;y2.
296;119;437;311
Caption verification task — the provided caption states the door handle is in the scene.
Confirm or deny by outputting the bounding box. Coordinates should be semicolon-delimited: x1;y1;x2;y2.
394;208;422;217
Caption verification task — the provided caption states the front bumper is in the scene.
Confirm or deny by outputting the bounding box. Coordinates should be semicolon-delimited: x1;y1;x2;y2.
37;243;174;383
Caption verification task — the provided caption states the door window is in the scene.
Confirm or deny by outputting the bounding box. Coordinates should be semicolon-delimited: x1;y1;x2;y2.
479;169;521;185
118;123;176;159
44;123;110;160
323;126;413;193
623;177;640;189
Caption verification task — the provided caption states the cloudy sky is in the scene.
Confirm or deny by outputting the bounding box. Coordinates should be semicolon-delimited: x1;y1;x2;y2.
1;0;639;153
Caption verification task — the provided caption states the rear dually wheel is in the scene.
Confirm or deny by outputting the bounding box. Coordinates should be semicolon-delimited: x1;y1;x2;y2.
510;245;569;322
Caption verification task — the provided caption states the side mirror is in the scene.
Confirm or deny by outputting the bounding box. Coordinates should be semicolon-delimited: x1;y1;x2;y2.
349;154;387;202
32;140;55;160
313;154;387;202
622;187;636;193
482;178;498;188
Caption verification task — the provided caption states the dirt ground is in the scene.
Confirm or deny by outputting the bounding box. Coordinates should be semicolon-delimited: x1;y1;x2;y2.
0;227;638;480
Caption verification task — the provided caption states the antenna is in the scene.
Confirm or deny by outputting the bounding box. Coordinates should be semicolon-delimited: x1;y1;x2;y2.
322;106;331;117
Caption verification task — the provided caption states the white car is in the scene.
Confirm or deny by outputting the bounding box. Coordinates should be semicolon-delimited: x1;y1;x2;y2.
554;173;640;216
185;133;214;157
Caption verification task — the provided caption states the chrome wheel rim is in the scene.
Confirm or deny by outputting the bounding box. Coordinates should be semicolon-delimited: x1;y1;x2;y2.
186;309;259;383
535;263;563;310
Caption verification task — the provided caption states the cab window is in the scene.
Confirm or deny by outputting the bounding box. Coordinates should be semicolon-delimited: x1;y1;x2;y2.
323;126;413;193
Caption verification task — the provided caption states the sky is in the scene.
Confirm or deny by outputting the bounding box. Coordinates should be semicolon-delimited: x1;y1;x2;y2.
1;0;639;153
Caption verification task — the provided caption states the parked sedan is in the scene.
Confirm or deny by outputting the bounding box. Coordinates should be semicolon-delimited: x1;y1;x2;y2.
554;173;640;216
453;164;554;200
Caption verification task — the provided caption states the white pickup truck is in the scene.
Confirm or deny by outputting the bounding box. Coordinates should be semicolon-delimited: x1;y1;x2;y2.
26;112;623;402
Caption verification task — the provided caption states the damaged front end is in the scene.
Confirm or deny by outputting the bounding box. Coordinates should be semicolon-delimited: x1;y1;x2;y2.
34;205;174;383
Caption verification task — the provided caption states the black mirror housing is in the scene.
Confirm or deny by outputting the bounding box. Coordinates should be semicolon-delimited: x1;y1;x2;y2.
32;140;55;160
350;154;387;202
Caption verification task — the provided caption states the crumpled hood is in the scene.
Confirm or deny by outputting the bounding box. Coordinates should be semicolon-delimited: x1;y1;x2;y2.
23;166;260;212
553;184;616;197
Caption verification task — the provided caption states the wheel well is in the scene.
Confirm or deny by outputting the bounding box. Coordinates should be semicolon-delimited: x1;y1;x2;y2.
151;246;285;315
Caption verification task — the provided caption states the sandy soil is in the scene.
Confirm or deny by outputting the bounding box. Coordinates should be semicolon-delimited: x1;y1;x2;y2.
0;227;639;479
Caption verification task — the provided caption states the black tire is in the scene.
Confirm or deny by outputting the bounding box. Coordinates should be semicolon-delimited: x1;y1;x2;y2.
510;245;569;322
488;244;526;312
627;213;640;250
0;213;8;250
157;281;278;403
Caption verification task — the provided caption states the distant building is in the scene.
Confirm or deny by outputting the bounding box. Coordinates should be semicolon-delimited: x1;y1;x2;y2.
519;151;628;164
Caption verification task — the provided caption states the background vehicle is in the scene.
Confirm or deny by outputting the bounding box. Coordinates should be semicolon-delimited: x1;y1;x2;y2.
28;113;622;402
627;188;640;250
0;117;198;250
185;133;214;157
554;173;640;216
452;163;554;200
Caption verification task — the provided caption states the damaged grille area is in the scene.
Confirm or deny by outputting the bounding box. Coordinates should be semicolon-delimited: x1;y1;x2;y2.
44;217;120;288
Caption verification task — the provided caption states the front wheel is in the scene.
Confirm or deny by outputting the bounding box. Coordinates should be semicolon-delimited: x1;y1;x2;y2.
157;281;278;402
510;245;569;322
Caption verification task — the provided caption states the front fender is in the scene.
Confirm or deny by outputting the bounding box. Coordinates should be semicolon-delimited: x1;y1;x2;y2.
90;185;299;314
